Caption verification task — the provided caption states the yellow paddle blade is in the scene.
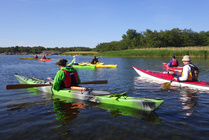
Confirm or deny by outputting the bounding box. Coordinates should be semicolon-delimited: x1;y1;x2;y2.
161;82;171;89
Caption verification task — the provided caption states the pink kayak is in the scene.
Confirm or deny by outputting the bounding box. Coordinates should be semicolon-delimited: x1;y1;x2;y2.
133;65;209;90
162;62;183;72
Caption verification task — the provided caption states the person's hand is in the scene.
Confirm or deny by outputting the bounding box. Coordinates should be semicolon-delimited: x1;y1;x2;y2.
173;77;177;81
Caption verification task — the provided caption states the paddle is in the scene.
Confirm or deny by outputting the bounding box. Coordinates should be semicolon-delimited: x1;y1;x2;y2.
161;80;174;89
6;80;108;90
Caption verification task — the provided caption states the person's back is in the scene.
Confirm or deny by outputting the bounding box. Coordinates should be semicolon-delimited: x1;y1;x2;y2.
42;55;46;59
168;55;179;67
91;56;99;64
174;55;198;82
53;58;81;91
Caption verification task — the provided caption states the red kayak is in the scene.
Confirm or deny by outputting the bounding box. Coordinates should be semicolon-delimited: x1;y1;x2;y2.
36;58;51;61
162;62;183;72
133;65;209;91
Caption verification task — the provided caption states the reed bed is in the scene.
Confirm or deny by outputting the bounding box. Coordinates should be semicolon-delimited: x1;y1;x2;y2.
62;51;97;56
62;46;209;58
98;48;209;58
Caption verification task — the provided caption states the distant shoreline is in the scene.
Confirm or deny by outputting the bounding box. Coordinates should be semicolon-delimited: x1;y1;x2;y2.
1;46;209;58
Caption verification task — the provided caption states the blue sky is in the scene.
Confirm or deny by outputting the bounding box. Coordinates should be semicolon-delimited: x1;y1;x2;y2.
0;0;209;48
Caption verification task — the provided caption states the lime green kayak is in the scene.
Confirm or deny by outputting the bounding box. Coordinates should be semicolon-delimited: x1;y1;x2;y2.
72;64;96;70
14;74;164;111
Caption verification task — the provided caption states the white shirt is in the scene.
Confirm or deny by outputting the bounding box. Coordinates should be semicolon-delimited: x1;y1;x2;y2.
178;63;194;81
73;56;79;63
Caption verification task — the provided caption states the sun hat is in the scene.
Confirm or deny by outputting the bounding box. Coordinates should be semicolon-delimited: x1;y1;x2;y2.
55;58;68;66
182;55;191;62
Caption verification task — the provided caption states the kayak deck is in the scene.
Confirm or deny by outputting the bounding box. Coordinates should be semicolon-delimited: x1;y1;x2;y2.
14;74;164;111
72;65;96;69
79;62;117;68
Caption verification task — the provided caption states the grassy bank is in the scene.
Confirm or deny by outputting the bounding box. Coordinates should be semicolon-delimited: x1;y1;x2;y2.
97;46;209;58
61;51;98;56
62;46;209;58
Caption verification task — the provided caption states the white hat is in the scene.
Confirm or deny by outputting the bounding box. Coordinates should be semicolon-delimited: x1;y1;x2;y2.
182;55;191;62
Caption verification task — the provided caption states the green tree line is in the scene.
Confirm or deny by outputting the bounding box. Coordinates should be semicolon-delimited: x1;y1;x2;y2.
93;28;209;52
0;46;92;54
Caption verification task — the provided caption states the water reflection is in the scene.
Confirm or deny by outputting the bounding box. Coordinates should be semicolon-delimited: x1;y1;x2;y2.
179;88;198;117
93;103;162;124
53;99;84;127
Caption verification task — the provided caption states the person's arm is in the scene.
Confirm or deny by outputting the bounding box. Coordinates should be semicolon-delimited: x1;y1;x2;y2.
178;65;190;81
52;70;65;91
67;58;75;66
168;60;173;67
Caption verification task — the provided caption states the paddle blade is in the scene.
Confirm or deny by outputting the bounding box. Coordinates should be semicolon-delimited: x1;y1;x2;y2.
161;82;171;89
6;84;53;90
81;80;108;84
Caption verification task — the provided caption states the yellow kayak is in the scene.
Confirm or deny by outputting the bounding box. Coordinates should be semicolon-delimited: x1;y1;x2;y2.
19;57;37;59
78;62;117;68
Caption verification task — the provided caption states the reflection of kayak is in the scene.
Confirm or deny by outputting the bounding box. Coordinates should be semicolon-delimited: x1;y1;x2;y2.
79;62;117;68
36;58;51;61
162;62;183;72
95;103;161;124
133;65;209;90
72;65;96;70
14;74;164;111
19;57;36;59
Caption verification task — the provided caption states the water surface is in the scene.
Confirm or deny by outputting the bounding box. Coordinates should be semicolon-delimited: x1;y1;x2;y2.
0;55;209;140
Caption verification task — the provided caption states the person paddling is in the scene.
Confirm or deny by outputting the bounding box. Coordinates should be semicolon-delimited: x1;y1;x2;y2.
173;55;199;82
53;58;81;91
42;55;46;59
91;56;99;64
168;55;179;67
35;55;38;58
67;55;79;66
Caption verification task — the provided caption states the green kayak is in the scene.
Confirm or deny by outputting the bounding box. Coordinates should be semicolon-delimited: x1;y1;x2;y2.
72;64;96;70
14;74;164;111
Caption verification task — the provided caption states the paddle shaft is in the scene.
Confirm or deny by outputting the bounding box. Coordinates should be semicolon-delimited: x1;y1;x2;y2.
6;80;108;90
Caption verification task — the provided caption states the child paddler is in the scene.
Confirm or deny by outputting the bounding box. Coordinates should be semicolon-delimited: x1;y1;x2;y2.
53;58;81;91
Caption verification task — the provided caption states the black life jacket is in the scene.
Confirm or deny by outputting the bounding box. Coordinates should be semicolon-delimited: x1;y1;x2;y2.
187;64;199;81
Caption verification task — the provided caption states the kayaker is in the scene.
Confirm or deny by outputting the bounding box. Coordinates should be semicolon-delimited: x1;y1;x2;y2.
168;55;179;67
53;58;81;91
173;55;199;82
91;56;99;64
42;55;46;59
67;55;79;66
35;55;38;58
73;55;79;65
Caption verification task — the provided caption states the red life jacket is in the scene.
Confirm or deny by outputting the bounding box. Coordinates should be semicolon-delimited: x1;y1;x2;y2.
62;69;79;87
172;59;177;66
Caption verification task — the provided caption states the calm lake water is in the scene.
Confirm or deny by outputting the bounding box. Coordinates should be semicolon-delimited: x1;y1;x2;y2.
0;55;209;140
